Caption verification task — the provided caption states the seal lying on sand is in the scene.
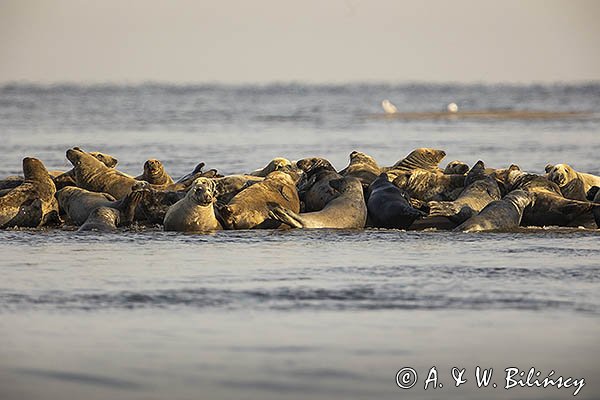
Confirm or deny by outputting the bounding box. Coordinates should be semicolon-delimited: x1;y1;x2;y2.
507;168;599;228
54;150;119;190
367;173;425;229
268;177;366;229
164;178;222;232
57;186;141;226
66;147;141;199
249;158;292;177
78;207;121;232
130;186;185;224
295;157;341;212
0;157;59;228
136;159;174;186
428;161;501;224
392;170;465;202
339;151;381;187
212;175;264;205
455;189;533;232
385;148;446;175
220;171;300;229
547;163;600;194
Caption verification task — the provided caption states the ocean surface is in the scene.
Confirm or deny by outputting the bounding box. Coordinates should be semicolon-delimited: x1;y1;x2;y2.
1;83;599;399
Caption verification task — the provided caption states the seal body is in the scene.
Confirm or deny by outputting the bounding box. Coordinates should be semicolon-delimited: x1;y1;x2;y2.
66;147;141;199
367;173;425;229
428;161;501;224
455;189;533;232
54;150;119;190
57;186;140;226
78;207;120;232
268;177;366;229
386;148;446;174
220;171;300;229
0;158;59;228
164;178;222;232
392;170;465;202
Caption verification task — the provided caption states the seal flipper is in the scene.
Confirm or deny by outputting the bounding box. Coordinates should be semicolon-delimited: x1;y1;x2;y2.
267;203;303;229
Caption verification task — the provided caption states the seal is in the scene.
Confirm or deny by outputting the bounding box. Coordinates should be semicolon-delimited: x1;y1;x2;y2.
220;171;300;229
339;151;381;187
386;148;446;174
130;186;185;225
455;189;533;232
135;159;174;186
78;207;121;232
56;186;141;226
367;173;425;229
295;157;342;212
443;160;469;175
268;177;366;229
54;150;119;190
547;163;600;195
428;160;501;224
66;147;141;199
392;169;465;202
164;178;222;232
249;158;292;177
0;157;59;228
506;168;599;228
587;186;600;228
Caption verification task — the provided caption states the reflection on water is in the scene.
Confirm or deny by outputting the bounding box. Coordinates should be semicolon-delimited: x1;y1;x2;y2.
0;83;599;399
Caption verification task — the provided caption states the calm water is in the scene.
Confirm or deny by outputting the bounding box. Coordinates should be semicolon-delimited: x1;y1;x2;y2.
1;83;599;399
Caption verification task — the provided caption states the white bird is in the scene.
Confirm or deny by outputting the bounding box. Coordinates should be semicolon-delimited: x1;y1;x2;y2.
381;99;398;114
447;102;458;113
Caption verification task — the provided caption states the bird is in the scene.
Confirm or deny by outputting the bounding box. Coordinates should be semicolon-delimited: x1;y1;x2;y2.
447;102;458;113
381;99;398;114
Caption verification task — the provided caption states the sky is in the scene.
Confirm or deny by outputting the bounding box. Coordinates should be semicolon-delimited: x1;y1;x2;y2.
1;0;599;84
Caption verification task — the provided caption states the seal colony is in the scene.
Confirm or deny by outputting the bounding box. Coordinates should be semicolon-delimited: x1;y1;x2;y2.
1;147;599;232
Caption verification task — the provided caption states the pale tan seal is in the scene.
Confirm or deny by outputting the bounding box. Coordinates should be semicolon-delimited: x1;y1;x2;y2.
66;147;141;199
268;177;366;229
0;157;59;228
249;158;292;177
164;178;222;232
220;171;300;229
547;163;600;194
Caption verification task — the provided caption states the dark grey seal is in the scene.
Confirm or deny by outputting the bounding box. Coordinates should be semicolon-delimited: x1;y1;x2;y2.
367;173;425;229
